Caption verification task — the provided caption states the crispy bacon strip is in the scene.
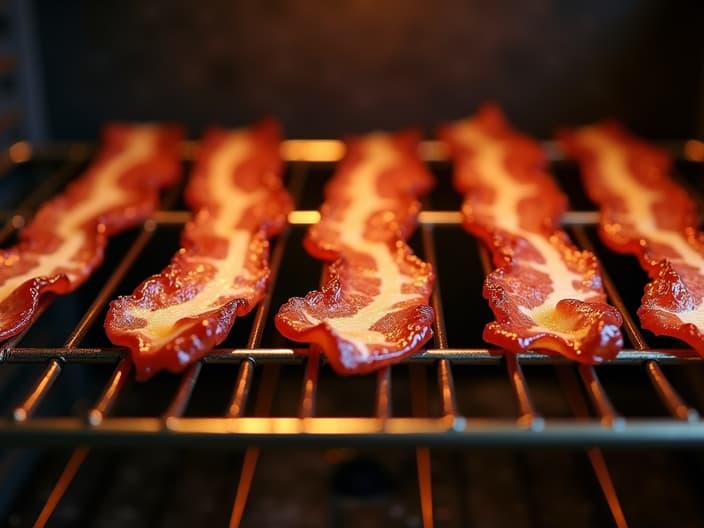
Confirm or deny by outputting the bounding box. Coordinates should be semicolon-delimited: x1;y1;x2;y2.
275;131;435;374
439;105;622;362
560;123;704;353
0;124;182;341
105;120;292;379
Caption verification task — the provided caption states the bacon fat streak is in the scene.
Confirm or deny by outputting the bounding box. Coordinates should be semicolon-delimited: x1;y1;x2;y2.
560;122;704;353
440;105;623;362
0;124;182;341
275;131;435;374
105;120;292;380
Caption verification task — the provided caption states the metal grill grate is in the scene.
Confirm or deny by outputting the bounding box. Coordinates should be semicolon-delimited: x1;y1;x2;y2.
2;139;704;527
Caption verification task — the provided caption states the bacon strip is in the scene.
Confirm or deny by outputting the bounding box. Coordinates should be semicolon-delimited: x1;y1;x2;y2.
275;131;435;374
439;105;622;362
0;124;182;341
560;123;704;353
105;120;292;379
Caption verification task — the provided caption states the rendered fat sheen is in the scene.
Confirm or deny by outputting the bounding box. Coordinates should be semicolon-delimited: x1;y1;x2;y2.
303;137;419;360
126;134;262;350
274;130;435;374
0;129;156;303
442;105;623;362
453;123;587;335
577;129;704;330
454;121;528;232
106;121;292;379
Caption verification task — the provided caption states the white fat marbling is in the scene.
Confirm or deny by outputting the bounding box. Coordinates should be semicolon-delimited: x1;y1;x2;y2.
451;120;590;337
577;128;704;329
0;128;157;303
302;136;422;363
128;133;267;350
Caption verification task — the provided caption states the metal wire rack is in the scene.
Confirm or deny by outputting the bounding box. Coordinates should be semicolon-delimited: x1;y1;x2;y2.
2;138;704;527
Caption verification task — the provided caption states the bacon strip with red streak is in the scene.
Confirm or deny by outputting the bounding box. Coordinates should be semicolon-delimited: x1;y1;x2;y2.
275;131;435;374
0;124;182;341
560;123;704;353
439;105;622;362
105;120;293;380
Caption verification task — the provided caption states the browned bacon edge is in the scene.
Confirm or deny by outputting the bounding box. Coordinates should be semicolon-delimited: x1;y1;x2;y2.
559;122;704;353
105;120;293;379
440;105;622;363
0;124;183;341
275;130;436;374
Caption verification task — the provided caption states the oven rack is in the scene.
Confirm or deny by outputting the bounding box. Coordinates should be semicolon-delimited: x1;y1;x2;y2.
1;140;704;451
3;139;704;528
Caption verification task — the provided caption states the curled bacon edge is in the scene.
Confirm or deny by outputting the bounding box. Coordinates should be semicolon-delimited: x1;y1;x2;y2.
105;120;292;380
559;122;704;354
439;105;623;363
274;130;436;375
0;124;183;341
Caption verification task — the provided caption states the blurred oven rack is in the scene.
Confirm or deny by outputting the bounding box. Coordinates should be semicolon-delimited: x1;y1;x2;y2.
2;137;704;450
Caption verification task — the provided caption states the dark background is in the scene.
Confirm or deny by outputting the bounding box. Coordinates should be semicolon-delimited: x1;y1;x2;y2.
32;0;704;139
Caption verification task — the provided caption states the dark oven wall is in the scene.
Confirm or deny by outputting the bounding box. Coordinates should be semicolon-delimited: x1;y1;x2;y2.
33;0;704;140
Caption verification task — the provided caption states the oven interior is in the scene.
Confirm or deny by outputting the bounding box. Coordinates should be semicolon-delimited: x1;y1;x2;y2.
2;1;704;527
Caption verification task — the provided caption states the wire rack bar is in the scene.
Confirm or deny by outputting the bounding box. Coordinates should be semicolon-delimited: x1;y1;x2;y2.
88;357;132;426
230;446;258;528
150;209;602;227
228;365;280;527
375;366;392;420
12;358;62;422
3;416;704;445
299;353;319;419
164;362;202;419
578;365;623;428
557;365;629;527
505;354;544;430
227;359;255;418
420;223;460;422
27;140;695;165
3;346;700;364
416;446;434;528
420;224;449;347
31;360;134;527
410;364;435;528
437;360;459;418
32;447;89;528
645;361;699;421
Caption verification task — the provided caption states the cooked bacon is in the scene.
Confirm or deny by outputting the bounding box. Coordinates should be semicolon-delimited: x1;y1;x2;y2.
105;120;292;379
275;131;435;374
559;122;704;353
439;105;622;362
0;124;182;341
